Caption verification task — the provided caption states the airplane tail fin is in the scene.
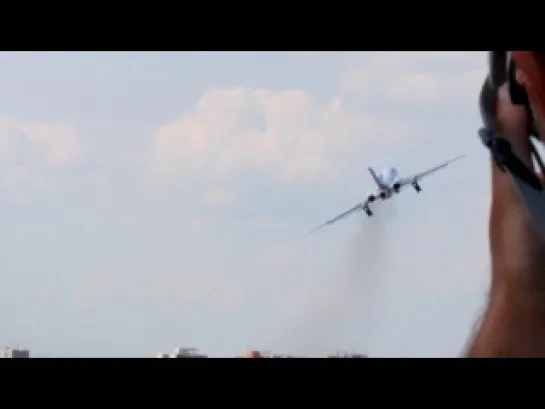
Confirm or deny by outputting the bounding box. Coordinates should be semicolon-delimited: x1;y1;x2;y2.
368;167;385;189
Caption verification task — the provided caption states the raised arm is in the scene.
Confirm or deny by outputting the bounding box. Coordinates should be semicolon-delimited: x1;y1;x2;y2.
467;60;545;357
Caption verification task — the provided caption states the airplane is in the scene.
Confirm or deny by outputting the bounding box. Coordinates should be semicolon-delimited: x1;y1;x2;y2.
310;154;465;233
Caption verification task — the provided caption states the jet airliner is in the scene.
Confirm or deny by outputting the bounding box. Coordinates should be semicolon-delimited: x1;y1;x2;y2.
310;155;465;232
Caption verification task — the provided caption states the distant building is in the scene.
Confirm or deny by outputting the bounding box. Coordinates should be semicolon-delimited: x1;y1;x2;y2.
244;350;263;358
242;349;367;358
1;347;30;358
156;347;367;358
327;351;368;358
242;350;304;358
156;347;207;358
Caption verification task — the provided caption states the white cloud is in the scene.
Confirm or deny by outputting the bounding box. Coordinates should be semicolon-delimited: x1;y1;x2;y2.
386;72;443;103
0;119;20;163
339;51;486;105
148;87;418;190
0;118;82;189
21;123;82;167
385;68;485;105
148;52;485;200
4;165;43;189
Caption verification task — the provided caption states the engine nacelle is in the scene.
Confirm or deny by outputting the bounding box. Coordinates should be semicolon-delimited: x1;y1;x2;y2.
412;181;422;192
368;194;376;202
379;191;387;200
393;183;401;193
364;206;373;216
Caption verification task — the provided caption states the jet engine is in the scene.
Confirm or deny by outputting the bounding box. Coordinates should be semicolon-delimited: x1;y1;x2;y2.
412;181;422;192
379;191;387;200
368;194;376;202
393;183;401;193
364;206;373;216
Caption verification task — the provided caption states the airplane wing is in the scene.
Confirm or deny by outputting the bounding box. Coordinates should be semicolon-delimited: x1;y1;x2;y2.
396;154;465;188
310;202;366;233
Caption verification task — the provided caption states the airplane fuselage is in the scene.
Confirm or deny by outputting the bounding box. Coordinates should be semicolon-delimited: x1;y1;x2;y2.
368;166;403;200
364;166;422;215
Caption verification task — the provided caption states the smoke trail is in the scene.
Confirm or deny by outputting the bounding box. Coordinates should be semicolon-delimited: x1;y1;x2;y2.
286;200;397;355
345;200;396;350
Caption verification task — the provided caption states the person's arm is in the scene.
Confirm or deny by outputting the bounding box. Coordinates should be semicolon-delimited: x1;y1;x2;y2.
467;280;545;357
466;72;545;357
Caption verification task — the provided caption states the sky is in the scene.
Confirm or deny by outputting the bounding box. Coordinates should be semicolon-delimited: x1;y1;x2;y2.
0;51;492;357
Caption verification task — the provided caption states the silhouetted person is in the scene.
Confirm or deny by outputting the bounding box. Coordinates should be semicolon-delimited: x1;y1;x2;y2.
467;52;545;357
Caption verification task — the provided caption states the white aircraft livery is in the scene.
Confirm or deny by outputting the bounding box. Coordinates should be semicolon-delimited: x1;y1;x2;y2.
310;154;465;232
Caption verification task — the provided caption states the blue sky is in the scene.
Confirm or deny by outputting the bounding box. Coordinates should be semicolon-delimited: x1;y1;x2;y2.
0;51;490;357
